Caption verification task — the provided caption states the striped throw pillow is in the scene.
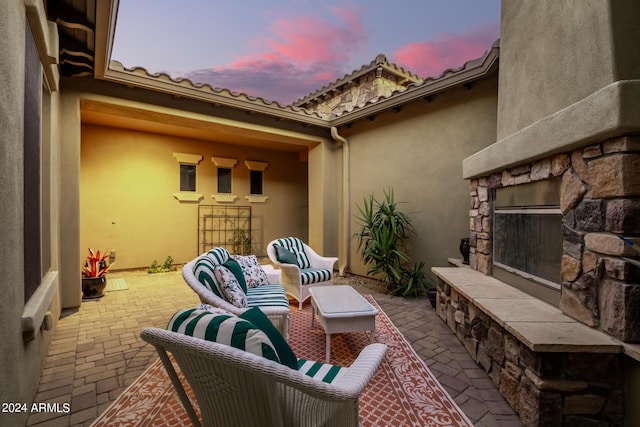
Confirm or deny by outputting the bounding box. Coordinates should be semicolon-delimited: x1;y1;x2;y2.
206;247;231;265
239;307;297;369
192;256;223;298
275;237;311;269
297;359;345;384
168;307;280;364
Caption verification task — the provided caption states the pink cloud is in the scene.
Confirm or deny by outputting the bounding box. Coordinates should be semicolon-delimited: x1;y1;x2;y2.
392;23;499;77
185;6;366;104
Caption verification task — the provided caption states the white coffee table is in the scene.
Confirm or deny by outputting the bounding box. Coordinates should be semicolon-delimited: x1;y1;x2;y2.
309;285;379;362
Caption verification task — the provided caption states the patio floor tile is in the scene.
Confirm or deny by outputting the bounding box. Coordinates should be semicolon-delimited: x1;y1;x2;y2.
26;270;523;426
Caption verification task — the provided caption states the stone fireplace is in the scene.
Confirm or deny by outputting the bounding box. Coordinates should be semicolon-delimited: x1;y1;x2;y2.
470;137;640;340
430;1;640;424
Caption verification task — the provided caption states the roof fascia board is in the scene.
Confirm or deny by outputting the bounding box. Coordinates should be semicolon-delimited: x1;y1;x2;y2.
328;48;499;127
94;0;118;79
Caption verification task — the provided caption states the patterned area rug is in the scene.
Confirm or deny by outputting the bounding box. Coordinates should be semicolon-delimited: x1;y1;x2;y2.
92;296;472;426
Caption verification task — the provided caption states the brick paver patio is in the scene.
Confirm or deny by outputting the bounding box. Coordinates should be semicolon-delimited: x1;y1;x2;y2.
26;270;523;426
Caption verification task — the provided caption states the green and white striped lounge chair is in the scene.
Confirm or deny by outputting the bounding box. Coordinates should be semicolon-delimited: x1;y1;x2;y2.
267;237;338;310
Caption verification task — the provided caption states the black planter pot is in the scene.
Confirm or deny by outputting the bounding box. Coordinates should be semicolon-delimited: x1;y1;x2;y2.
82;276;107;299
459;238;470;265
427;289;437;309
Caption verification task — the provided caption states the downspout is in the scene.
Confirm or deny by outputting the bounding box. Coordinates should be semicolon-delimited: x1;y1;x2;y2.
330;126;349;276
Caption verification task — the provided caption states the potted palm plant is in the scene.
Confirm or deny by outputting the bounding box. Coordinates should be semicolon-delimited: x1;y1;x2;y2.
81;248;113;299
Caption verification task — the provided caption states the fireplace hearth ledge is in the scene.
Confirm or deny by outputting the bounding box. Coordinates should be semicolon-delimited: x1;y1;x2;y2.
431;266;640;361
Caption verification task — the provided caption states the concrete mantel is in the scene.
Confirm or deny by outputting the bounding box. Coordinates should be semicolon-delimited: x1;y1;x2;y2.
463;80;640;179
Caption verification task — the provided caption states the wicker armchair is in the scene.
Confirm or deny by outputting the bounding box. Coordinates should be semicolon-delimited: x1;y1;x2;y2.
267;238;338;310
141;327;387;427
183;256;290;338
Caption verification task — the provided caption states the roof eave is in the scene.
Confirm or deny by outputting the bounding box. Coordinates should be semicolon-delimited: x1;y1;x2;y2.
100;63;330;128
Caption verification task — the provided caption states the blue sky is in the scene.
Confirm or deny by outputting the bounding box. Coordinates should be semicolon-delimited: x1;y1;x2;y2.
112;1;501;104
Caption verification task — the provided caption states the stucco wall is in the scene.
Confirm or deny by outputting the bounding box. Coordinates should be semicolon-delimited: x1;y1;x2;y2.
498;0;618;139
80;124;309;269
341;76;498;283
0;1;62;425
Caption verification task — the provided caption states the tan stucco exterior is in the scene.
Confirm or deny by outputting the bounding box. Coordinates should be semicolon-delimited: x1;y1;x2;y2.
3;0;640;424
1;2;62;425
80;123;310;268
340;76;498;282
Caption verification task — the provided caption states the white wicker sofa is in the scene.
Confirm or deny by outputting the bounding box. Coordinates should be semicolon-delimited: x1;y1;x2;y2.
183;248;290;338
141;308;386;427
267;237;338;310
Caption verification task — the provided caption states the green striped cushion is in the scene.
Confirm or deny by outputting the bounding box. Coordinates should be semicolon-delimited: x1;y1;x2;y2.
275;237;311;269
300;268;332;285
239;307;297;369
192;256;223;298
297;359;345;383
206;247;230;265
168;307;280;364
246;285;290;308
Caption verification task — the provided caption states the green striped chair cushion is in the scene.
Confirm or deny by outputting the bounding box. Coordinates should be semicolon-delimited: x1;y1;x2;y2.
238;307;297;369
192;256;223;298
300;268;332;285
246;284;290;308
274;237;311;269
297;359;345;384
206;247;230;265
168;307;281;364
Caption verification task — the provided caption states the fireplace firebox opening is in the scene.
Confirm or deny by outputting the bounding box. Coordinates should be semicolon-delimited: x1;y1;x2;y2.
493;179;562;306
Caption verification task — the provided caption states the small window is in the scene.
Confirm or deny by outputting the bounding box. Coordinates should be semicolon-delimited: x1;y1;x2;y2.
218;167;232;194
250;170;263;195
180;164;196;191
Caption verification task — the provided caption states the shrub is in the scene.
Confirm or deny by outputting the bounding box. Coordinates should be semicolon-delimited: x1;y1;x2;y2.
354;188;427;297
148;255;176;274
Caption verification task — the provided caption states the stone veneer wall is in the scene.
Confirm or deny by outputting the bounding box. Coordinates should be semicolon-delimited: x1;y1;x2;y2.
435;280;625;426
469;135;640;342
310;70;411;117
434;135;640;425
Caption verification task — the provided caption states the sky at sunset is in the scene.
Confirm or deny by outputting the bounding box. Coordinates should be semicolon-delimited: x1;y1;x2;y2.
112;1;501;104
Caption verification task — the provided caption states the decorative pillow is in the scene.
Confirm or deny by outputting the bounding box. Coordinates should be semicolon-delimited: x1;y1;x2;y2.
167;307;280;363
239;307;297;369
273;244;298;266
275;237;311;269
213;265;247;308
223;258;247;293
232;255;270;288
206;247;230;265
192;256;223;298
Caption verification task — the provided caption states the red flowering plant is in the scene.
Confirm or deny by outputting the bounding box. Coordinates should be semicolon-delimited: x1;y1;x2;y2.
82;248;113;278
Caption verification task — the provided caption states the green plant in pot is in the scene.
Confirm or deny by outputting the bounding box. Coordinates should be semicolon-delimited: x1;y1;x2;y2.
81;248;113;299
